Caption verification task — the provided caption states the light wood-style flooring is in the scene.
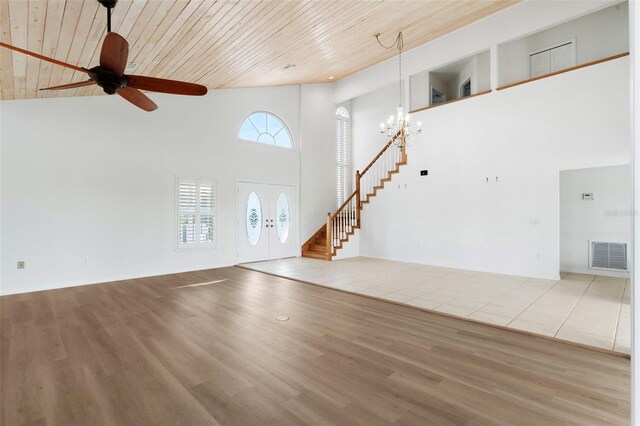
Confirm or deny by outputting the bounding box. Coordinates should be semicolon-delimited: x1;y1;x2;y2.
1;267;630;425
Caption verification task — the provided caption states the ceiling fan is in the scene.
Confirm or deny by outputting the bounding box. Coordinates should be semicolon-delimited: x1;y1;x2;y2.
0;0;207;112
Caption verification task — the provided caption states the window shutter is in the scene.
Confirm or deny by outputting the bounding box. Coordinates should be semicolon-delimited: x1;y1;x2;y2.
199;183;215;243
177;178;216;248
178;182;197;244
336;108;351;207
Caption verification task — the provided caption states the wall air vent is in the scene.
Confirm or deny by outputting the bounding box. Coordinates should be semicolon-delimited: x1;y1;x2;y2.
590;242;627;271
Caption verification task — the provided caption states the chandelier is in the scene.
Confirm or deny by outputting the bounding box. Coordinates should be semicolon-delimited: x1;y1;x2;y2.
375;32;422;146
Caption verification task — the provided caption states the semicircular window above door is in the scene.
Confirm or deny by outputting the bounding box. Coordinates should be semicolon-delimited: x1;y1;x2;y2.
246;191;262;246
276;193;290;243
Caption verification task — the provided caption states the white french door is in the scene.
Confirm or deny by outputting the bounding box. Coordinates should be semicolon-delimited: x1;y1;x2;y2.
237;182;298;263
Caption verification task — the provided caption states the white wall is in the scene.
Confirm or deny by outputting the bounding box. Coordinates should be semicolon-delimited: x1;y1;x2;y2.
352;57;629;280
300;84;337;241
352;84;397;177
476;50;491;92
499;2;629;86
1;84;336;295
559;165;631;277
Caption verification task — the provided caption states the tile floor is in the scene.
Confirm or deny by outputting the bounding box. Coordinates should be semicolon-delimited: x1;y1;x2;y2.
242;256;630;354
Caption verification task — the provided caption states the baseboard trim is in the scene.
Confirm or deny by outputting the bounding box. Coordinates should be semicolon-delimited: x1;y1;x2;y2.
0;262;234;296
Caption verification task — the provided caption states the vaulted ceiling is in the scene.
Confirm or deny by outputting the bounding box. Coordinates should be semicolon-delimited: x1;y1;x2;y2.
0;0;519;100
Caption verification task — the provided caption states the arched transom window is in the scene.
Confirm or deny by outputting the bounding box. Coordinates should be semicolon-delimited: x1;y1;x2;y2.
238;112;293;149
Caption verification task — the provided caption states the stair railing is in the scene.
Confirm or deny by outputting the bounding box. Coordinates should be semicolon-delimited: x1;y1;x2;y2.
325;130;404;258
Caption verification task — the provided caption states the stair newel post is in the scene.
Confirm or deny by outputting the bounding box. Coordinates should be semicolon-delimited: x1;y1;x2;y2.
355;170;361;225
326;212;332;260
400;128;408;164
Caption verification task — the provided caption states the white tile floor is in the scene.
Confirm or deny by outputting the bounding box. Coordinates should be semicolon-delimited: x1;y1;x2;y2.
242;256;630;354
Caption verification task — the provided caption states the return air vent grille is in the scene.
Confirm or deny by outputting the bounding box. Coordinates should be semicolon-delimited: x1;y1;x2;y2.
590;242;627;271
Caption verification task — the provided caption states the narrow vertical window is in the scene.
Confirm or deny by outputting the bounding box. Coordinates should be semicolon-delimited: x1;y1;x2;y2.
336;106;351;206
177;177;216;249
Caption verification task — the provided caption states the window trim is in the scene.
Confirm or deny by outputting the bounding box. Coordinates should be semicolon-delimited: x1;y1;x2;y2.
175;176;217;251
237;111;294;150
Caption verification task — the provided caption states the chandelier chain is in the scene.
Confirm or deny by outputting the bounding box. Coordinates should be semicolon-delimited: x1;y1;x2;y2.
375;32;404;107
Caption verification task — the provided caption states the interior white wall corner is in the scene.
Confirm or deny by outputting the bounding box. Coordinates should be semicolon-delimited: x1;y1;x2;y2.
630;0;639;423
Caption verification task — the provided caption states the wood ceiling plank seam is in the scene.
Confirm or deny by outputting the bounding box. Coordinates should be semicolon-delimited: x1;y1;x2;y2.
72;0;134;97
128;0;194;62
185;0;297;83
149;1;240;75
131;0;212;78
125;0;181;66
0;0;15;100
144;1;226;76
169;0;263;83
152;3;285;81
117;0;164;46
46;0;84;94
116;0;148;37
213;0;380;87
154;0;244;78
214;0;372;87
127;0;206;79
57;0;100;96
37;0;66;99
26;1;47;99
207;0;341;87
241;1;401;85
146;0;229;77
189;0;311;84
8;0;29;99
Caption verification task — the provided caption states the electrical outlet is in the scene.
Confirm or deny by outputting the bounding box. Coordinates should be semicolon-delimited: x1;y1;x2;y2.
17;261;25;269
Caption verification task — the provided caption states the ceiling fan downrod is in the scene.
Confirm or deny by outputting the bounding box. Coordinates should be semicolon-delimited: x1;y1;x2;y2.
97;0;118;33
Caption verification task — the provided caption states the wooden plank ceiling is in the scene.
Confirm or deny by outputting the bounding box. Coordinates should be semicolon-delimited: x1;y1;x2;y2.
0;0;519;100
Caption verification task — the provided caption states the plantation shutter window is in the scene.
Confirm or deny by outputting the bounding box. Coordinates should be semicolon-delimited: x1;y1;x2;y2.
177;178;216;249
336;106;351;207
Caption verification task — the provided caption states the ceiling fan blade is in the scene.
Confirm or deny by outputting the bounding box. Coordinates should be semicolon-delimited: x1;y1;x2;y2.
0;42;91;74
100;32;129;77
40;80;96;91
127;75;208;96
117;86;158;112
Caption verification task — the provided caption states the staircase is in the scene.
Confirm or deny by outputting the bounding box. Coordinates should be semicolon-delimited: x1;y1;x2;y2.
302;131;407;260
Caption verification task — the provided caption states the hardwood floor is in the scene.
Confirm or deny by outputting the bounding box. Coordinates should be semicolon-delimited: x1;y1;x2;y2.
1;267;630;425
